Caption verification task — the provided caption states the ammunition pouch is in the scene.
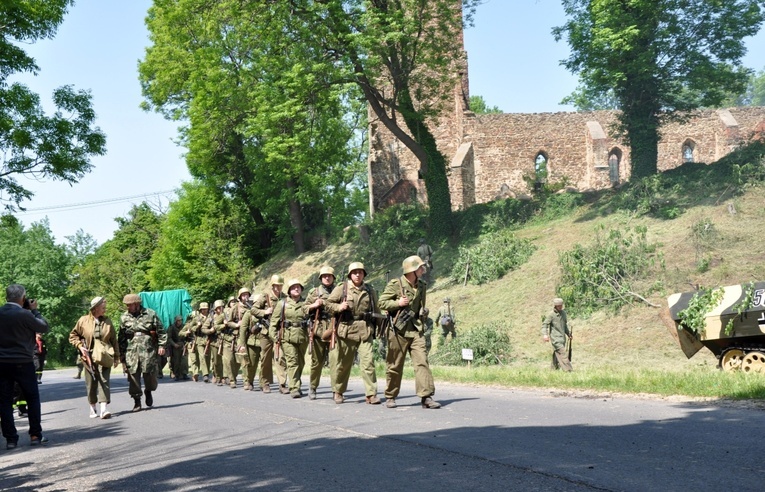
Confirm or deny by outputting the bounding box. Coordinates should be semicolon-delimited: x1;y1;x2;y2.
393;309;415;333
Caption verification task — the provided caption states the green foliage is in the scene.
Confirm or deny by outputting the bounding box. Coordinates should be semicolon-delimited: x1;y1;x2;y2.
554;0;764;177
451;229;536;285
678;287;724;336
557;225;663;316
725;282;756;336
0;1;106;209
148;181;253;303
469;95;502;114
0;216;82;363
455;197;537;239
360;204;428;266
689;217;717;272
429;323;512;366
724;67;765;106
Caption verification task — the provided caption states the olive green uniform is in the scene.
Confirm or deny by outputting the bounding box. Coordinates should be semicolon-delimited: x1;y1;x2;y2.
304;284;338;392
270;297;309;395
379;276;436;400
211;312;226;383
222;302;245;386
325;280;378;398
238;309;262;389
180;311;212;379
541;308;572;371
251;290;288;390
168;320;187;379
436;303;456;339
118;307;168;400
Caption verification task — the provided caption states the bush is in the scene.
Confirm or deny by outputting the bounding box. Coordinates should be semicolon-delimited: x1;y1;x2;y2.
429;323;512;366
455;198;537;239
450;229;536;285
557;225;664;316
360;203;428;266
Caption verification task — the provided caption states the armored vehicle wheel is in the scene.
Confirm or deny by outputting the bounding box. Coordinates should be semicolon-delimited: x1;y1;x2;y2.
741;351;765;374
721;349;745;372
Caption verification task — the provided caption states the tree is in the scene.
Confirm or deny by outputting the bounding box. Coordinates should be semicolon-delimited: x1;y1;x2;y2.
469;95;502;114
0;216;81;363
0;0;106;209
560;85;618;111
725;67;765;106
554;0;764;178
139;0;365;256
290;0;483;239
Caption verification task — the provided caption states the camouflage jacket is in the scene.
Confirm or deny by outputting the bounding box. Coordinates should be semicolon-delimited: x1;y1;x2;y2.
379;276;426;337
118;307;166;373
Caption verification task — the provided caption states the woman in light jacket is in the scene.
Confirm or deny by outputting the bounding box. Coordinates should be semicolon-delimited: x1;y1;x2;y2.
69;297;120;419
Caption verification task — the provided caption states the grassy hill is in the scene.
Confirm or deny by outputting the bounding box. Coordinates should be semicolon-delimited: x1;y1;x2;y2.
248;143;765;397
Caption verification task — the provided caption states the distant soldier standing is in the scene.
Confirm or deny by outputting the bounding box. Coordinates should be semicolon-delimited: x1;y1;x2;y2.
251;275;288;393
436;298;457;341
271;279;309;398
325;262;380;405
180;302;211;382
304;266;338;400
118;293;167;412
379;256;440;409
168;315;187;380
541;298;573;372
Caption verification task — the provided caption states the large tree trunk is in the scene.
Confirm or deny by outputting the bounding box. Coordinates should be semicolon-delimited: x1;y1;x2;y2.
286;178;306;254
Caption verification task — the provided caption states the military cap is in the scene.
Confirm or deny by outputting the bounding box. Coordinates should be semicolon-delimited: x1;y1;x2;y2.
553;298;564;305
270;274;284;286
122;293;142;305
402;255;425;274
90;296;105;310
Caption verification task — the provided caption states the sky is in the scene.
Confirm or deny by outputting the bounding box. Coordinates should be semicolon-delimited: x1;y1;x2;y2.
10;0;765;245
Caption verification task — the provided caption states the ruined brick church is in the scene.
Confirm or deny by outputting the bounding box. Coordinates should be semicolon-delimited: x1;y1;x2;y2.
367;26;765;213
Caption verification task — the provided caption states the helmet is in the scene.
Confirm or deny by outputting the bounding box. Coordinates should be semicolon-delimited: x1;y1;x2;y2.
319;266;335;277
270;274;284;286
444;298;450;303
122;293;141;305
227;296;237;305
347;261;367;278
402;255;425;274
286;278;303;291
198;302;210;310
213;299;225;309
238;287;251;298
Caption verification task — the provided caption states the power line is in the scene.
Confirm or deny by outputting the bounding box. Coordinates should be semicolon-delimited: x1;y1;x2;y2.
15;189;177;215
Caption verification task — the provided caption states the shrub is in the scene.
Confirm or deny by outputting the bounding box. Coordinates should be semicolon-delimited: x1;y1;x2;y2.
360;203;428;266
557;225;664;316
450;229;536;285
429;323;512;366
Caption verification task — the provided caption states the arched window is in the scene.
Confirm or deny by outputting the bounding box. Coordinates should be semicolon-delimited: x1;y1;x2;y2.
608;148;622;185
682;140;696;163
534;152;548;182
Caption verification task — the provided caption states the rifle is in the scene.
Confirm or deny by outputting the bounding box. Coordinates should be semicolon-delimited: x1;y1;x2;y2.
308;304;319;355
567;324;573;362
79;338;96;378
275;300;286;360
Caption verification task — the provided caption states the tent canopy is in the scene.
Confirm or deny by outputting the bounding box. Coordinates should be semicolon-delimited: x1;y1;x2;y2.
139;289;192;330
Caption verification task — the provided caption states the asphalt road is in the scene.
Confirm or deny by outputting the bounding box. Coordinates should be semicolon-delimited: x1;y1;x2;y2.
2;368;763;491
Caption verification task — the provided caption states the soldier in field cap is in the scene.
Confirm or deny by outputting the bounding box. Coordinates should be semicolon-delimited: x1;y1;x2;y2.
541;298;573;372
118;293;167;412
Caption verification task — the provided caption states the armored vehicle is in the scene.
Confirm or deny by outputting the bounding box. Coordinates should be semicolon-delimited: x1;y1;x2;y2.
661;282;765;372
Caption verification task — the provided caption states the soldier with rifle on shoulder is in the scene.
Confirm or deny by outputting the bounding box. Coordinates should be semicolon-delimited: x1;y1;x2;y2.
325;262;381;405
250;275;288;394
305;266;338;400
541;298;573;372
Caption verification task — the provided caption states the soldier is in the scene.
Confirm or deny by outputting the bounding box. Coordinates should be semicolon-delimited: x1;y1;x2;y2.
304;266;338;400
379;256;441;409
271;279;309;398
118;293;167;412
222;290;248;388
436;298;457;341
180;302;211;382
251;275;288;393
238;294;262;391
325;262;380;405
167;315;187;380
541;298;573;372
417;238;434;282
209;300;226;385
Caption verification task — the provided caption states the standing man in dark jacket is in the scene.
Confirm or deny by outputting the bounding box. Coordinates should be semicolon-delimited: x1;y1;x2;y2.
0;284;50;449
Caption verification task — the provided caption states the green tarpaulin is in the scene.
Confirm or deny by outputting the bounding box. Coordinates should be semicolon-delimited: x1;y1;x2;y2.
139;289;192;330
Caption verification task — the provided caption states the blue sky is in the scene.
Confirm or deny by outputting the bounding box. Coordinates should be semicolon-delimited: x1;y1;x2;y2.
11;0;765;244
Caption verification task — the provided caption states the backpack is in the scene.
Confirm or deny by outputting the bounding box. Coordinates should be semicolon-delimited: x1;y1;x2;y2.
440;314;452;326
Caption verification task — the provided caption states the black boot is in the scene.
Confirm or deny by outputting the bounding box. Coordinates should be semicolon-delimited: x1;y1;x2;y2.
144;389;153;407
132;397;142;412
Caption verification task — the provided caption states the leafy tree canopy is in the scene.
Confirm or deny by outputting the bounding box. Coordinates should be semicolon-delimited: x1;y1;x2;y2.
469;95;502;114
0;0;106;209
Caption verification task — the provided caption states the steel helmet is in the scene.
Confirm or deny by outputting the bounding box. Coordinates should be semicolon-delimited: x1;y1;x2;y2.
347;261;367;278
270;274;284;286
286;278;303;291
319;266;335;278
213;299;225;309
198;302;209;310
238;287;251;298
402;255;425;274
